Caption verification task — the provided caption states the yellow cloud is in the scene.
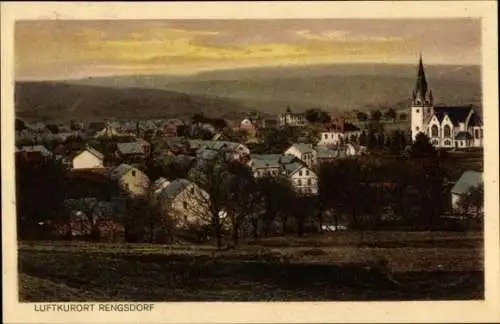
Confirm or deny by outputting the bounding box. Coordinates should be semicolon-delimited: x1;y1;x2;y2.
295;29;406;43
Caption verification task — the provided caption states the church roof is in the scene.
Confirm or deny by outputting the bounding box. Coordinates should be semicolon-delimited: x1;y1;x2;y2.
415;55;428;97
468;112;482;127
433;105;473;126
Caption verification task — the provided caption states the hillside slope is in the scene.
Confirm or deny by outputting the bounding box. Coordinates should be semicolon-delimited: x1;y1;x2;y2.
15;82;254;121
68;64;482;114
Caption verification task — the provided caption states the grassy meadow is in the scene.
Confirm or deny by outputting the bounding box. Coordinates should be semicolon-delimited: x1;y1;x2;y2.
19;231;483;302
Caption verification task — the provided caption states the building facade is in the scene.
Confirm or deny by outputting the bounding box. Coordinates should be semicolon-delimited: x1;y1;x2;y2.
410;55;483;148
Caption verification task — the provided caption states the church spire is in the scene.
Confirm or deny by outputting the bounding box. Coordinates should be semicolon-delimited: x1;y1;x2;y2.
415;53;428;98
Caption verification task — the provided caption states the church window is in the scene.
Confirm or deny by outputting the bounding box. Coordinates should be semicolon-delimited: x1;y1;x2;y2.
298;179;302;186
324;134;328;139
415;109;420;113
480;129;483;138
443;125;451;138
475;129;479;138
431;125;439;137
444;140;451;146
416;126;420;131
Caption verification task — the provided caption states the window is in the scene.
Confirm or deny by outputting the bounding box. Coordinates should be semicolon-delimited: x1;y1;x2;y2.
444;140;451;146
480;129;483;138
415;108;420;113
299;170;302;176
431;125;438;137
475;129;479;138
306;170;309;176
131;170;136;176
307;178;311;186
416;126;420;131
298;179;302;186
183;201;188;209
324;134;328;139
443;125;451;138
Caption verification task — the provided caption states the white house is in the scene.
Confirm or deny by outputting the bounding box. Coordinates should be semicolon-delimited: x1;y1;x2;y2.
284;162;318;196
317;122;362;146
410;55;483;148
285;143;315;168
278;107;308;127
72;146;105;170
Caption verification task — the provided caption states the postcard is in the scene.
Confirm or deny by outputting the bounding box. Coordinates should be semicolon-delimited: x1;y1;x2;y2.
2;1;499;323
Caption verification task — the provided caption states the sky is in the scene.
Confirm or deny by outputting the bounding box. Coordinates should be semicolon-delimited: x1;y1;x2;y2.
15;19;481;81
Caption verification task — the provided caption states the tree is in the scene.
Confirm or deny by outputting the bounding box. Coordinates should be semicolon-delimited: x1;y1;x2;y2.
357;112;368;122
399;113;408;121
188;152;259;248
371;110;382;121
192;113;208;124
410;133;436;158
458;184;484;218
211;118;228;130
384;108;397;120
359;130;368;146
415;163;446;228
304;108;331;124
255;175;296;237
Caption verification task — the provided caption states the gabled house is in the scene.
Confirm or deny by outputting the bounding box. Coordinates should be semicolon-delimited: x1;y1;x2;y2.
154;179;212;228
283;162;318;196
285;143;315;168
72;146;105;170
240;118;257;133
450;170;483;214
116;142;147;162
110;164;150;197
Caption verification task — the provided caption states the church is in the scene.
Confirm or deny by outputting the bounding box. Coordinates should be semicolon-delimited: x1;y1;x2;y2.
410;56;483;149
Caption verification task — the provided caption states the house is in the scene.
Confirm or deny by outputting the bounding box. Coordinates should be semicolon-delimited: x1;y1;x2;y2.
116;141;147;162
163;118;185;136
450;171;483;214
278;107;308;127
410;55;483;148
283;161;318;196
94;122;125;138
189;140;251;162
314;146;347;164
248;154;297;178
72;146;105;170
110;164;150;197
285;143;315;168
154;179;212;228
240;118;257;133
318;118;362;146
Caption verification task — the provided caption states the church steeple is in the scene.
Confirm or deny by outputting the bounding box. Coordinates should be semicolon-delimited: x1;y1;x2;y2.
415;54;428;98
411;54;432;106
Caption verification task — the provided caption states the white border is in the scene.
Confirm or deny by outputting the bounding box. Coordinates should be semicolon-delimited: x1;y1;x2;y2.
2;2;499;323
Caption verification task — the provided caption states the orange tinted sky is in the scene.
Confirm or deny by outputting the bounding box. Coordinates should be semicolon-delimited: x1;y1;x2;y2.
15;19;481;80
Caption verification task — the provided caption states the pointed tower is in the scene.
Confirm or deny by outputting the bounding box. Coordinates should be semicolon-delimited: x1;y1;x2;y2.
410;54;434;141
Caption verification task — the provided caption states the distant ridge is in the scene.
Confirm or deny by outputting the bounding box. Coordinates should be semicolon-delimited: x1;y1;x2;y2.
65;63;481;114
15;82;255;122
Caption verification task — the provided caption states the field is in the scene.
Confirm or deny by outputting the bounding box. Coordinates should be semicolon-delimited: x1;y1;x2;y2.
18;231;483;302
